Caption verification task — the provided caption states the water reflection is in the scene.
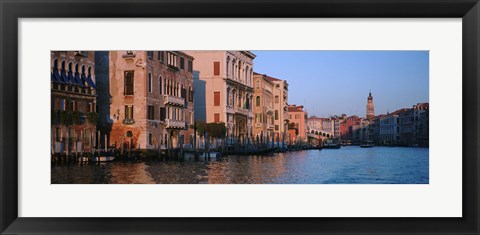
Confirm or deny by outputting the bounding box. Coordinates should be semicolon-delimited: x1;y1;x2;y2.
52;147;429;184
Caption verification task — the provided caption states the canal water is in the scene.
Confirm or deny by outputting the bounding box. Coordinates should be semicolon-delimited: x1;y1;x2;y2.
51;146;429;184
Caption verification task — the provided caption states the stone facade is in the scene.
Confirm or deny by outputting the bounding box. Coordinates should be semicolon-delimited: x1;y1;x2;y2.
253;73;275;137
51;51;97;154
95;51;194;150
187;51;255;138
267;76;289;139
287;105;307;142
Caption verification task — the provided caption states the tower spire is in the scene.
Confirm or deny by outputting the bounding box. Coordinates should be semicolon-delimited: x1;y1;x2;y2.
366;91;375;119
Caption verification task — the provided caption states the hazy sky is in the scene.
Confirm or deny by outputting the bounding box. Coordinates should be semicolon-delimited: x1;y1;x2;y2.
251;51;429;118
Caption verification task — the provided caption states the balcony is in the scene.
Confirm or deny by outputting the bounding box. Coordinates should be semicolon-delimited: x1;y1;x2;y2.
164;95;184;107
235;108;250;116
226;106;235;114
165;119;186;129
267;124;274;130
255;123;262;128
123;118;135;125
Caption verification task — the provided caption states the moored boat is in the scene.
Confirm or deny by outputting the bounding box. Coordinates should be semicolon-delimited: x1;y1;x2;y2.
360;140;374;148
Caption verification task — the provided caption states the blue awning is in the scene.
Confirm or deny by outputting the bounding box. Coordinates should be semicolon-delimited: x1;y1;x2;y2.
74;72;82;85
86;75;96;88
81;73;87;86
53;69;61;82
67;71;75;84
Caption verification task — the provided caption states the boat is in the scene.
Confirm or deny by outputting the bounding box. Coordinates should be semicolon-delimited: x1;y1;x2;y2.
323;139;341;149
93;149;116;162
360;140;374;148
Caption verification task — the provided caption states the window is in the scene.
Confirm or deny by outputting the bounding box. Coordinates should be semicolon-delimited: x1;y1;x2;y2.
213;61;220;76
214;92;220;106
126;131;133;137
157;51;162;61
275;95;279;103
188;60;193;72
55;128;62;141
161;52;166;62
147;51;154;59
124;71;134;95
125;105;134;119
59;99;66;111
275;110;279;120
147;105;155;120
84;129;91;142
214;113;220;123
188;86;193;102
256;96;260;106
160;107;166;120
275;125;279;131
167;52;177;67
159;76;162;94
148;73;152;93
148;133;153;145
180;57;185;69
68;100;76;111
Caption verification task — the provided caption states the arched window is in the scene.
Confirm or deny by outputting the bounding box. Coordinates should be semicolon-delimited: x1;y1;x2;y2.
126;131;133;138
226;87;230;106
256;96;260;107
88;67;92;76
81;65;86;76
68;62;73;72
148;73;152;93
61;61;66;71
53;59;58;69
226;56;230;77
159;76;162;94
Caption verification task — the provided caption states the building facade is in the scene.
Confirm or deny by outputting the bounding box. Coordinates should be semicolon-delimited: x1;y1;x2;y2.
96;51;194;150
51;51;97;155
268;76;289;139
287;105;307;142
187;51;255;138
253;73;275;137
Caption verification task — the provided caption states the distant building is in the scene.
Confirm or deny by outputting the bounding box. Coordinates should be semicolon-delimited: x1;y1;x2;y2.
51;51;97;155
379;108;408;145
366;91;375;120
186;51;255;138
267;75;290;140
253;73;275;137
95;51;194;150
287;105;307;142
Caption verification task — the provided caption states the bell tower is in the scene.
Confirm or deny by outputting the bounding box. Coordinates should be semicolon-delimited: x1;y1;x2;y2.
366;91;375;120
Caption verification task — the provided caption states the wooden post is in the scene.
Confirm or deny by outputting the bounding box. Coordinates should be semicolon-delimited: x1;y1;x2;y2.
121;136;124;158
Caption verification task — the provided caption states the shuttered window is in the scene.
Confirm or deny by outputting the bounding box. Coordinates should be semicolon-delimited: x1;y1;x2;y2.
214;113;220;123
124;71;134;95
214;92;220;106
213;62;220;76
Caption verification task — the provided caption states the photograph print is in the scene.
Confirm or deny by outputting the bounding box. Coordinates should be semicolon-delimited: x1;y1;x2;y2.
50;50;429;184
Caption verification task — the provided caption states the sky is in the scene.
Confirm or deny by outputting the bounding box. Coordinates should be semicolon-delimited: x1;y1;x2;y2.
251;51;429;118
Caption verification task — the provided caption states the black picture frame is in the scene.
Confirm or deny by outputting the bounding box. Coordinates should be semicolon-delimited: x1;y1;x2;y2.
1;0;479;234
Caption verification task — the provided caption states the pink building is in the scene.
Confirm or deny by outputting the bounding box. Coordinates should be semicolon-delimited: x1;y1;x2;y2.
287;105;307;142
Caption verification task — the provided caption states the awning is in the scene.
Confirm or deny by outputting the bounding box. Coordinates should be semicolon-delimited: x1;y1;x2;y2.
60;70;69;83
74;72;82;85
85;75;96;88
67;71;75;84
52;69;61;82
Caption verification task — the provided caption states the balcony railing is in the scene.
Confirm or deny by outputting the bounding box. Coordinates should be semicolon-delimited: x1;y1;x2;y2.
226;106;235;114
165;119;186;129
235;108;250;116
164;95;185;107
